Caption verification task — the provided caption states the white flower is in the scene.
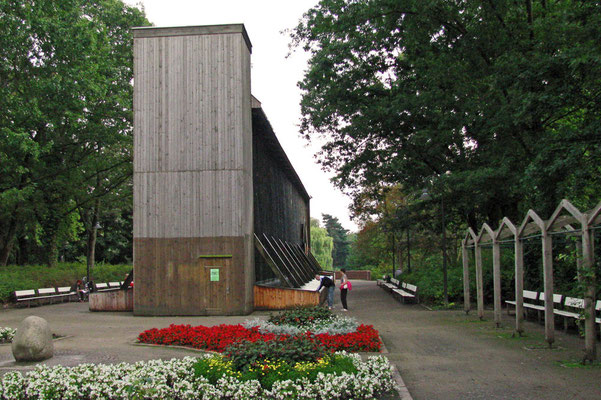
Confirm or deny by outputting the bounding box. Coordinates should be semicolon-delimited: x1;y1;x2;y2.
0;353;397;399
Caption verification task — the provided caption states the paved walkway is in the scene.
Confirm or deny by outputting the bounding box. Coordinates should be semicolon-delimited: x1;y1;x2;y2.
350;281;601;400
1;281;600;399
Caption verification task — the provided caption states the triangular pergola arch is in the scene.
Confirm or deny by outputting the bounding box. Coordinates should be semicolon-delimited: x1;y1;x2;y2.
461;199;599;362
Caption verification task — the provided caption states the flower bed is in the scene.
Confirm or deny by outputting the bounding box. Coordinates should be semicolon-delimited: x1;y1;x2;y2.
0;327;15;344
138;307;381;353
0;354;397;399
138;323;381;353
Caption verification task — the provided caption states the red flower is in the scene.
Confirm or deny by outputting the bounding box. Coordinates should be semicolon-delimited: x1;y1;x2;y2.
137;323;381;353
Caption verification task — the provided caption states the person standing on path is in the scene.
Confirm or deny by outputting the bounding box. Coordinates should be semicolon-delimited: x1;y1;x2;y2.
315;274;335;309
340;268;350;311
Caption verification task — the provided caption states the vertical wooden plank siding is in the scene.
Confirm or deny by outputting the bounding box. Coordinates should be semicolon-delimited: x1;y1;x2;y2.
461;240;471;314
514;236;524;334
541;230;555;346
133;26;254;315
492;239;502;327
253;285;320;310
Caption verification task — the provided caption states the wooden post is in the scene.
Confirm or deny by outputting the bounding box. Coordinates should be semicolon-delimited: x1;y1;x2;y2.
492;238;502;327
475;239;484;320
462;239;471;314
541;229;555;347
581;225;597;361
514;236;524;335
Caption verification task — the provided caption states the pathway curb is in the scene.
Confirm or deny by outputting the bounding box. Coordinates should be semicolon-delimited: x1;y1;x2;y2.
392;364;413;400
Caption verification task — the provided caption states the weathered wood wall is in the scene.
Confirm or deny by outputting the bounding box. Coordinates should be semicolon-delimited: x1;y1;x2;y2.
89;289;134;312
253;284;323;310
132;25;254;315
252;107;310;283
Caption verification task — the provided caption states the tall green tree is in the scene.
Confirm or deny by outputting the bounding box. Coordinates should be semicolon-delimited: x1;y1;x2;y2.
0;0;149;266
292;0;601;228
310;218;334;269
322;214;350;268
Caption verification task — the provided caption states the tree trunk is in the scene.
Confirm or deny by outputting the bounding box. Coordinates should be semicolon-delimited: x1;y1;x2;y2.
86;200;101;282
46;231;59;268
86;223;98;282
0;215;19;266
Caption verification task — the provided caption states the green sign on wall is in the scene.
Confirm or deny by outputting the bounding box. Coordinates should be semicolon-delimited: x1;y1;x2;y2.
210;268;220;282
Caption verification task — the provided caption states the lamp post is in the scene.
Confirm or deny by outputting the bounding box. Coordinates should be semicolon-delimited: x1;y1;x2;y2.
421;187;449;305
406;228;411;273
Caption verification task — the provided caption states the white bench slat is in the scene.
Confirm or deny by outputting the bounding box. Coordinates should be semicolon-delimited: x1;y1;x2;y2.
523;290;538;300
96;283;108;289
554;309;581;319
108;282;121;287
393;289;415;297
564;297;585;309
523;303;545;311
539;292;562;304
15;290;35;297
57;287;74;294
406;283;417;292
38;288;56;295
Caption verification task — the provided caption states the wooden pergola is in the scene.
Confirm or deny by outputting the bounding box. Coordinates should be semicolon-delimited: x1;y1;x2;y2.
462;199;600;362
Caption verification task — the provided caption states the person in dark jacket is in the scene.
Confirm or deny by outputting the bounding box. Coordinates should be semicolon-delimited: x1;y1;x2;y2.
315;274;335;309
339;268;349;311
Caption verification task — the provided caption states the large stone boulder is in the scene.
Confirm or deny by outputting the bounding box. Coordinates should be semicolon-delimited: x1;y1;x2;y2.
11;316;54;362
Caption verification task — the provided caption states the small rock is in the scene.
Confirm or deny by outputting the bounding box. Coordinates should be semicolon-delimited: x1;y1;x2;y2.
11;316;54;362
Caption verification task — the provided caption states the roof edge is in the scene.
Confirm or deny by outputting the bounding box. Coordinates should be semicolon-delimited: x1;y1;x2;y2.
132;24;252;54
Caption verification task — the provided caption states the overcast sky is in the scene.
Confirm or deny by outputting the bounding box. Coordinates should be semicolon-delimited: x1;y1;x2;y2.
124;0;358;232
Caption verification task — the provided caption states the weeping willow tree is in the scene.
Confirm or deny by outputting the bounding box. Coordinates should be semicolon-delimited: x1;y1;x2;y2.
310;218;333;269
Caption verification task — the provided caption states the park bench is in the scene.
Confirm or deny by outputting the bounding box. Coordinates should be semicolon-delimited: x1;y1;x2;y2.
392;282;419;304
552;296;585;330
505;290;545;321
94;282;123;292
14;290;38;307
382;278;400;293
14;286;77;307
57;286;78;302
551;296;601;330
37;288;61;304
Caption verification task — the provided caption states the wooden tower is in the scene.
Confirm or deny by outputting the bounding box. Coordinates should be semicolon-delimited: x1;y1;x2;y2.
132;25;254;315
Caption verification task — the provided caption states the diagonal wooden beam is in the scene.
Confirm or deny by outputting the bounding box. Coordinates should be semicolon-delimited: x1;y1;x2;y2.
254;234;294;288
